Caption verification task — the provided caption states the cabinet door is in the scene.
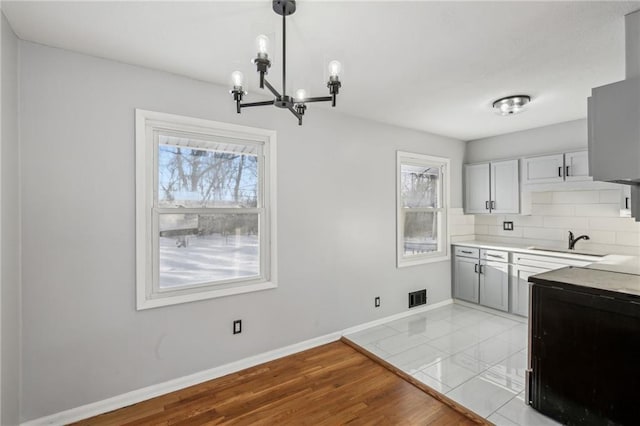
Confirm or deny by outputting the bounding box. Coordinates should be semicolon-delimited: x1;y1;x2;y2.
512;265;549;317
621;185;631;217
464;163;490;214
454;256;479;303
564;151;590;182
491;159;520;214
523;154;564;184
479;261;509;312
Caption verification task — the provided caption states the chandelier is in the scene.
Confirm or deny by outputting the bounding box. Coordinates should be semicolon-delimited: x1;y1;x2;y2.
230;0;342;126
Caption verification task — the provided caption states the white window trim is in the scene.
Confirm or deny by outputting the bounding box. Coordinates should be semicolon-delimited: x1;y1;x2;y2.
135;109;277;310
396;151;450;268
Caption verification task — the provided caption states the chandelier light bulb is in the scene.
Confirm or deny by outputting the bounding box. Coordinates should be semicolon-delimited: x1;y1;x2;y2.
328;60;342;78
295;89;307;101
256;34;270;56
231;71;244;88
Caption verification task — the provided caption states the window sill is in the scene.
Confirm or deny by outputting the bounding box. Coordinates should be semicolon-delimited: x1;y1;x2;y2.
136;280;278;310
397;255;451;268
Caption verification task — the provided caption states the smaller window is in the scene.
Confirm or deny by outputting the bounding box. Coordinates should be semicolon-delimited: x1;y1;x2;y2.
397;151;449;267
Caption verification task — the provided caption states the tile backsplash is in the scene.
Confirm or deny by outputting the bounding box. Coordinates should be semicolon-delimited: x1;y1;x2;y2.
449;208;476;244
473;189;640;255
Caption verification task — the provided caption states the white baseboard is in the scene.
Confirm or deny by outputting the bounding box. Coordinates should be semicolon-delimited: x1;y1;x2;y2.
453;299;527;323
21;299;453;426
341;298;453;335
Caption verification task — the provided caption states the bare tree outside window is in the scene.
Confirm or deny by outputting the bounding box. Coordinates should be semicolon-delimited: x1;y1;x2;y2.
156;137;262;289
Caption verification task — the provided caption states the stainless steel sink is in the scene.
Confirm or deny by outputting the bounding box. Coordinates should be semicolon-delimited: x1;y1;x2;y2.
528;247;607;257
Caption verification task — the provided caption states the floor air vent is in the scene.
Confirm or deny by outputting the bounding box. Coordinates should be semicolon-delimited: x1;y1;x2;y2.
409;289;427;308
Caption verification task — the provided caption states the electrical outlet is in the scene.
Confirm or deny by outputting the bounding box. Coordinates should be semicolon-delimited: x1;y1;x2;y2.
503;221;514;231
374;297;381;307
233;320;242;334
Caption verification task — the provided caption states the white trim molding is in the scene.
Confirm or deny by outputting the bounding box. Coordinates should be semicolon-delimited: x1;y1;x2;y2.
21;299;453;426
135;109;278;310
396;151;451;268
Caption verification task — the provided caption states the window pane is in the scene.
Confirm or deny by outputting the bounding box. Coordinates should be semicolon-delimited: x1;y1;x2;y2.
158;135;258;208
403;211;438;256
401;164;440;208
159;213;260;289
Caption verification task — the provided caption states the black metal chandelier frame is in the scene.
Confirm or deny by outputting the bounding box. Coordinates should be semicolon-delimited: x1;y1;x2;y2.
230;0;342;126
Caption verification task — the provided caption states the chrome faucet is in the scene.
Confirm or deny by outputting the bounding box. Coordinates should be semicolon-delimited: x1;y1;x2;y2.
568;231;590;250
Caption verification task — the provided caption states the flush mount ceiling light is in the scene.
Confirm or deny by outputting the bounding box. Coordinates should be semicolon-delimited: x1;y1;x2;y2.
230;0;342;126
492;95;531;116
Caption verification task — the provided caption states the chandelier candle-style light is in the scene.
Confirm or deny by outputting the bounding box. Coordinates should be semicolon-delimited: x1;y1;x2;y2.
230;0;342;126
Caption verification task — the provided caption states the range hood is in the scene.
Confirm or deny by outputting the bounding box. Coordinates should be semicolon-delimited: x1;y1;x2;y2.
588;9;640;220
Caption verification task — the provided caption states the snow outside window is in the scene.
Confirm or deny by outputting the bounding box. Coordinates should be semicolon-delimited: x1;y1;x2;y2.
397;152;449;267
136;110;277;309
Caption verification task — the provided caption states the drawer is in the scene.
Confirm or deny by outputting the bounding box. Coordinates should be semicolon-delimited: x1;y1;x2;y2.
455;246;480;258
481;249;508;263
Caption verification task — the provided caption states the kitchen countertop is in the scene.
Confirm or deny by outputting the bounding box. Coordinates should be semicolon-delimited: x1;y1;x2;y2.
529;266;640;299
453;240;640;275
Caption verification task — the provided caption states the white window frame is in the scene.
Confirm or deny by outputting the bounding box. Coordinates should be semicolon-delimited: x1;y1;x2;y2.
396;151;450;267
135;109;277;310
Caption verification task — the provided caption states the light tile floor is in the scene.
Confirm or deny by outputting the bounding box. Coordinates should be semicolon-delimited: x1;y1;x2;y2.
344;302;561;426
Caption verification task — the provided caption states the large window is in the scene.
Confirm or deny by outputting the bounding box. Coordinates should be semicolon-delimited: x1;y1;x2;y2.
397;151;449;267
136;110;277;309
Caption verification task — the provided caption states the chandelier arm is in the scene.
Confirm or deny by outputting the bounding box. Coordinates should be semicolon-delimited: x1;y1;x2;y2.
301;96;333;103
287;106;303;125
240;100;276;108
263;78;282;98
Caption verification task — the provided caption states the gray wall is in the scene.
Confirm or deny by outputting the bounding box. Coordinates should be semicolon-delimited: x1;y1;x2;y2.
465;119;587;163
19;41;465;421
1;12;21;426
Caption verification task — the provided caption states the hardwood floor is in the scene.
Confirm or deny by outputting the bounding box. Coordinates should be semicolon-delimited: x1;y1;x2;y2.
73;341;482;425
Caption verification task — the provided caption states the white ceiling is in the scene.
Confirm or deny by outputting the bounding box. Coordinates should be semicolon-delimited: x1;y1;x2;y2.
4;1;640;140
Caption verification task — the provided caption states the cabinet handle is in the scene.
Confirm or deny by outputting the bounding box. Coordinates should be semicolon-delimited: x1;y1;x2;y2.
626;197;630;210
487;254;503;258
491;200;496;209
479;265;484;274
558;166;562;177
461;250;473;254
474;264;478;273
485;201;490;210
566;166;570;177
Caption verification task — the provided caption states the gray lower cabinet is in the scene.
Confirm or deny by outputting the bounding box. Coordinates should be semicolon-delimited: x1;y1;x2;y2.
479;261;509;312
511;264;549;317
454;256;479;303
454;246;509;313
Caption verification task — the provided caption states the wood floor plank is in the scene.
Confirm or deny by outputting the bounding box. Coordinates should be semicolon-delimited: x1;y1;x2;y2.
72;341;483;425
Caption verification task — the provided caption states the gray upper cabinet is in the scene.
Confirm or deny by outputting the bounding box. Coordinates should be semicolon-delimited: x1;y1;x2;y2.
464;163;491;214
523;154;564;184
464;159;519;214
564;151;590;181
491;160;520;214
523;151;590;185
621;185;632;217
588;77;640;183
